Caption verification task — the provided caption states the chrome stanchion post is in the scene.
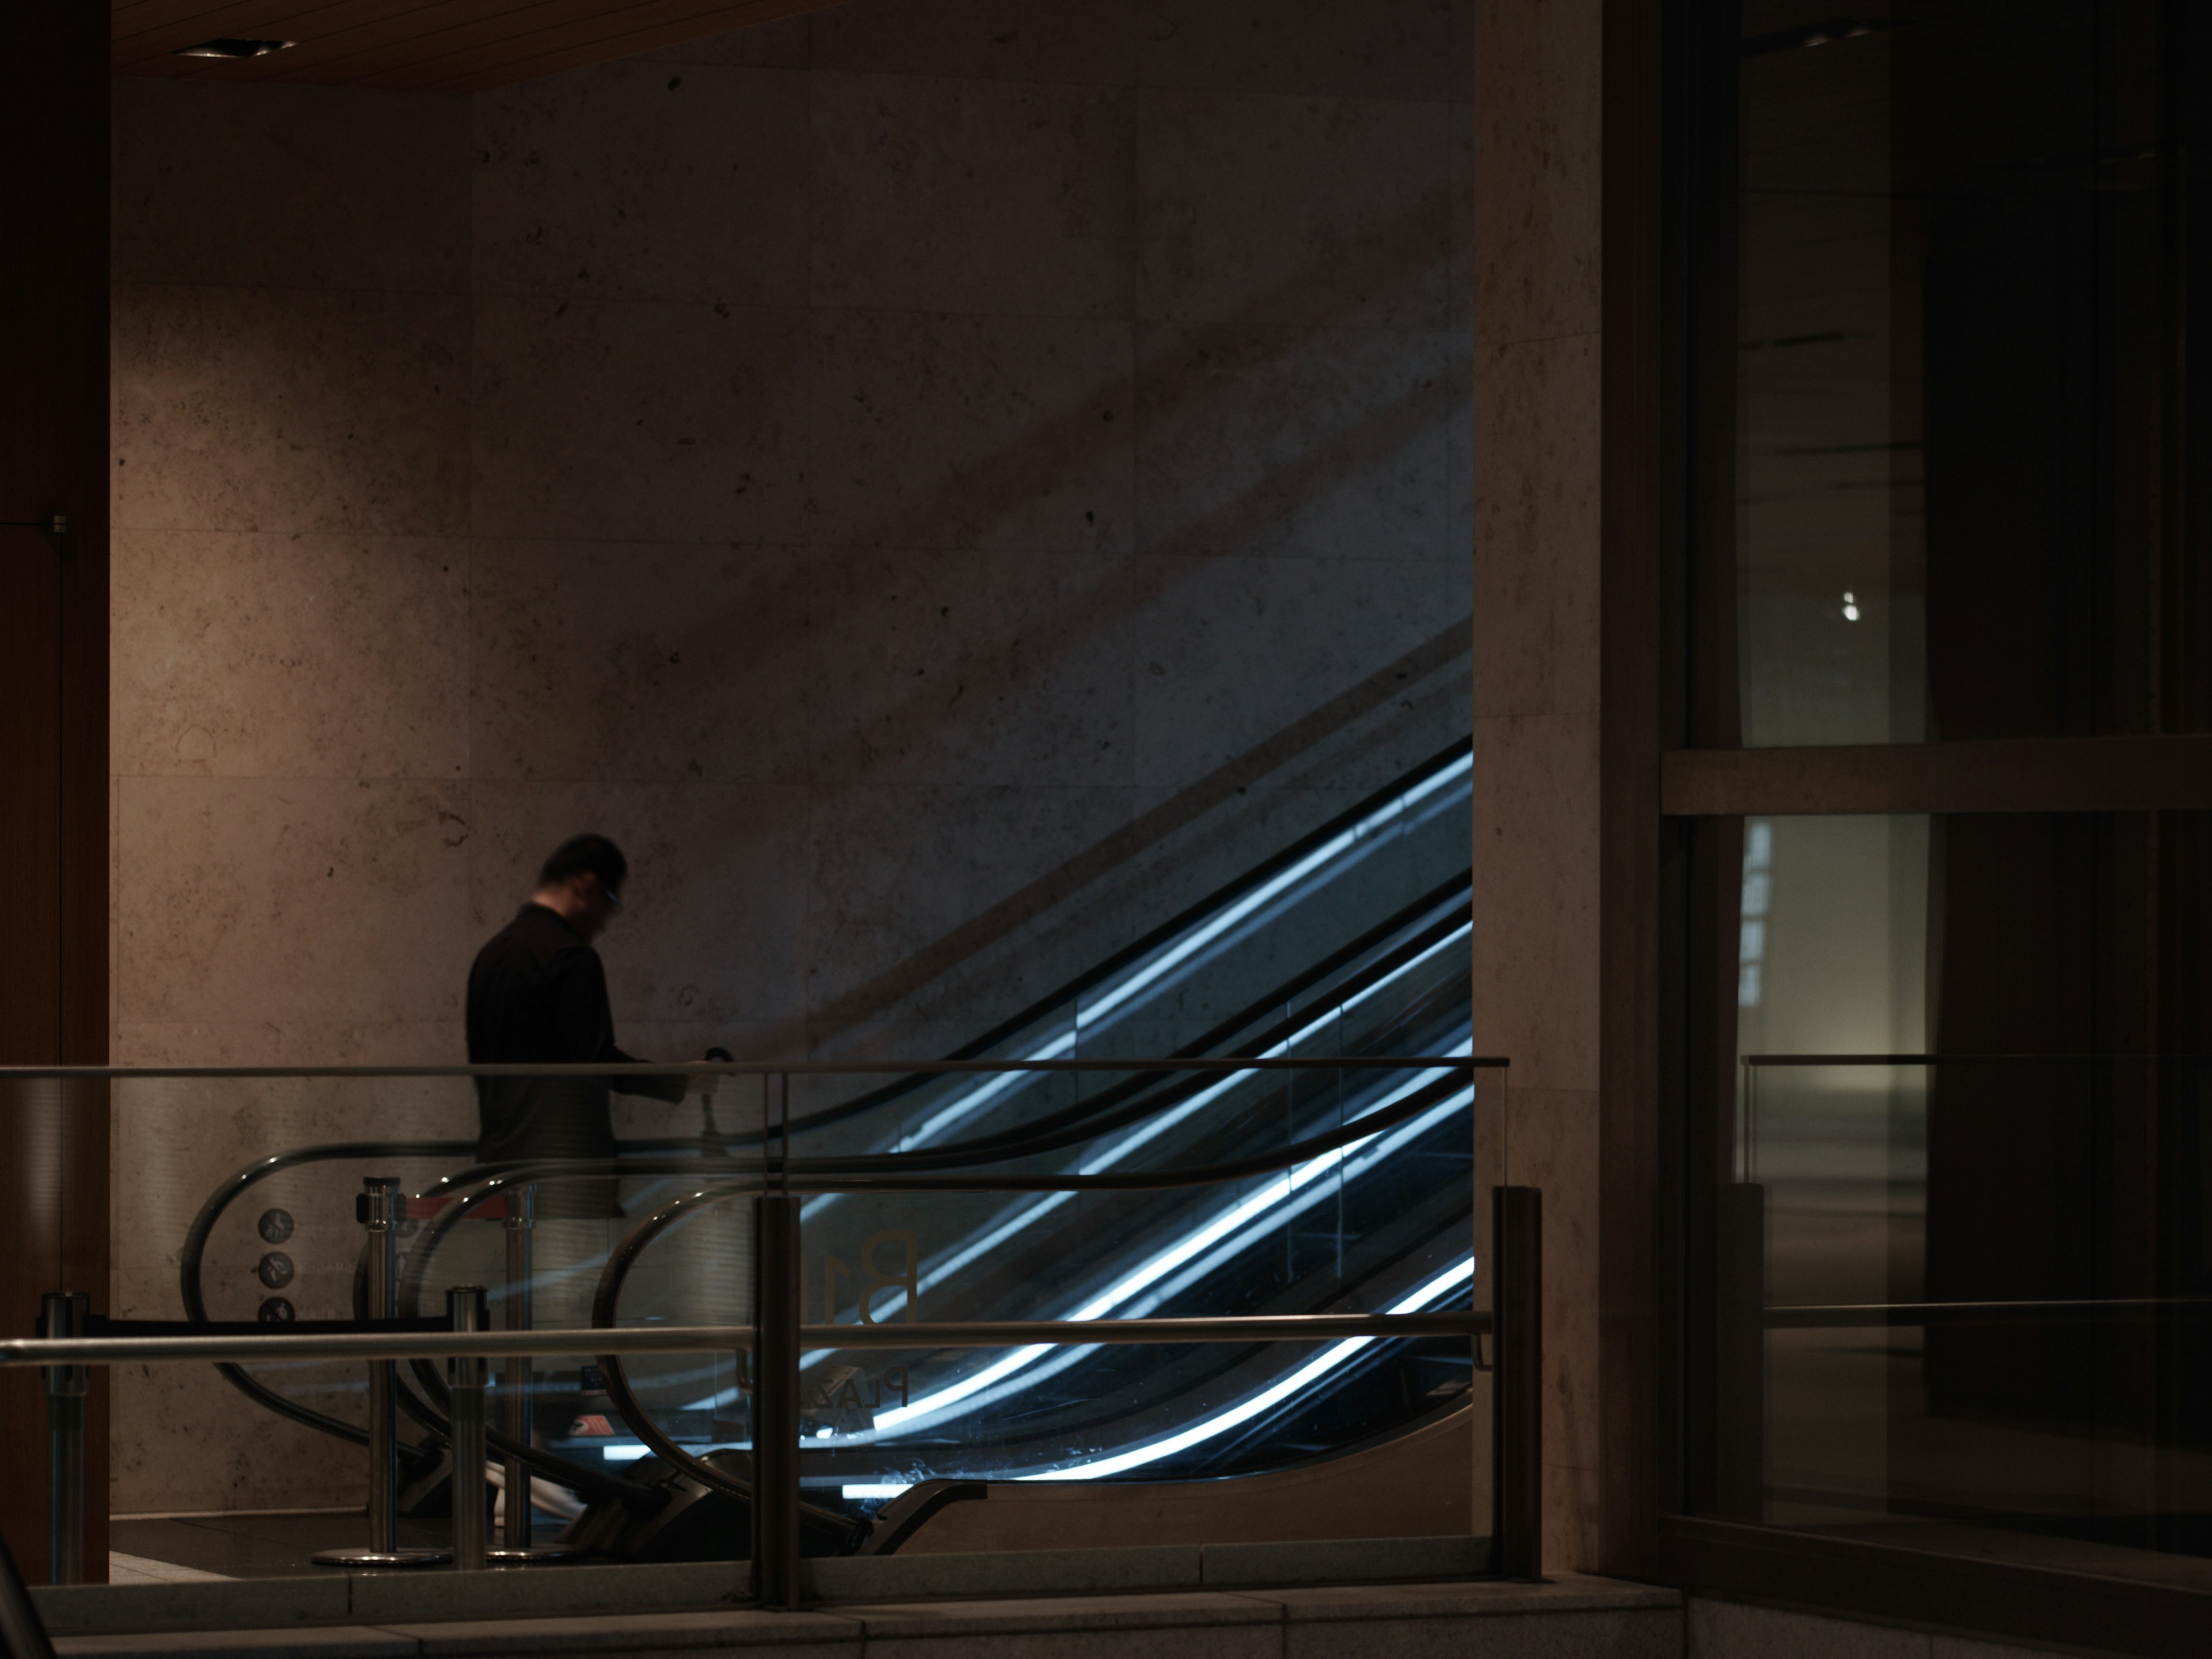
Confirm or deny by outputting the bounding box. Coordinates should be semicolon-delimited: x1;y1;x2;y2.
488;1185;573;1563
1491;1185;1543;1582
751;1070;801;1608
448;1285;490;1571
502;1187;533;1548
315;1177;446;1567
752;1194;801;1607
41;1291;87;1586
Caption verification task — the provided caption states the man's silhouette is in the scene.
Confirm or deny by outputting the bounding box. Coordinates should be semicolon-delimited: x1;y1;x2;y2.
466;834;690;1222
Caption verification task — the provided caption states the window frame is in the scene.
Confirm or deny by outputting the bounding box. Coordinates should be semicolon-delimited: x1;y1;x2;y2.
1600;1;2212;1649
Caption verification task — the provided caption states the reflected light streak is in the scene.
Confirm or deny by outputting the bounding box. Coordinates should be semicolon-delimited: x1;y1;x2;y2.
1016;1255;1476;1482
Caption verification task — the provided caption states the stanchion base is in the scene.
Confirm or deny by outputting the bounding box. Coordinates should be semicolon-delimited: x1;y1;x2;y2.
484;1546;584;1565
309;1547;452;1568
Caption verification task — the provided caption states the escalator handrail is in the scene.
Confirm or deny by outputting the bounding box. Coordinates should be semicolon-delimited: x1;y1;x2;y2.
928;736;1471;1062
582;1184;866;1547
848;892;1476;1174
178;1039;1478;1459
744;872;1469;1181
177;1138;478;1452
1175;872;1469;1059
396;1059;1481;1339
674;737;1475;1149
175;737;1474;1461
179;1138;671;1503
182;1047;1478;1455
179;1048;1475;1494
586;1068;1478;1495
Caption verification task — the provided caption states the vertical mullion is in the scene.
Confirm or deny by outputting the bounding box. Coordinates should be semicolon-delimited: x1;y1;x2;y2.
1671;0;1745;1531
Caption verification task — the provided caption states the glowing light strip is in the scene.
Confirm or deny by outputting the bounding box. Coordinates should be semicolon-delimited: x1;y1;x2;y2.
914;1192;1074;1297
1067;1059;1470;1321
681;1075;1470;1420
1014;1255;1476;1482
839;922;1471;1321
671;759;1472;1410
895;1029;1076;1152
1081;753;1469;1031
844;1047;1473;1441
837;1085;1473;1437
680;1034;1469;1412
1122;1085;1471;1319
1333;922;1470;1018
862;754;1473;1159
860;1133;1349;1434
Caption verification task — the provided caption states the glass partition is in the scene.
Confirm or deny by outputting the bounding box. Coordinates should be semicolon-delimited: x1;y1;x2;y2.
6;1051;1499;1593
1715;808;2212;1565
1735;1054;2212;1556
1732;0;2195;746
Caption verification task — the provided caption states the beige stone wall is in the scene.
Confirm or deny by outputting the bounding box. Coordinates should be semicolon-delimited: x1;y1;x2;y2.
1467;0;1603;1573
108;1;1475;1513
109;77;480;1513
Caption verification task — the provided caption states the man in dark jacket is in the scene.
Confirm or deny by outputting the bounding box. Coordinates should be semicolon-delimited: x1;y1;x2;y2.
466;834;692;1197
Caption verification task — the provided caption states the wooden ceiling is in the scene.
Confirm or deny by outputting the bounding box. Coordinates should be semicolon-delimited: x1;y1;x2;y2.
112;0;842;93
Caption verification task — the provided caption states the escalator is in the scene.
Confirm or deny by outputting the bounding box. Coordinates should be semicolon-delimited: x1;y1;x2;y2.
182;738;1483;1555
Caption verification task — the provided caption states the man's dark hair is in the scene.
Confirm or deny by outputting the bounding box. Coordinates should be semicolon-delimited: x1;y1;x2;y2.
539;834;627;899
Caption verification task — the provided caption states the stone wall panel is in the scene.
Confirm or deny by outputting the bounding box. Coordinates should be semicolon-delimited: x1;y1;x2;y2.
108;0;1475;1515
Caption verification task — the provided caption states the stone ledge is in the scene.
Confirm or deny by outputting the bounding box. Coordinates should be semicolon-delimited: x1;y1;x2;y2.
1256;1578;1681;1620
53;1575;1682;1659
826;1590;1283;1639
36;1537;1493;1637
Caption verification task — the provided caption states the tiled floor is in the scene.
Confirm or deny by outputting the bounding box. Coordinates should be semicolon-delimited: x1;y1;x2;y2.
106;1554;230;1586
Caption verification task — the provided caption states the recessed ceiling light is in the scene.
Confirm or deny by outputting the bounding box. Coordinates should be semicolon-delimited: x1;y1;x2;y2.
175;38;295;60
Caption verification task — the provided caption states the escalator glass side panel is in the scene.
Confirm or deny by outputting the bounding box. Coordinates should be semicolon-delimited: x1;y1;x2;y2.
586;1055;1485;1518
136;742;1487;1555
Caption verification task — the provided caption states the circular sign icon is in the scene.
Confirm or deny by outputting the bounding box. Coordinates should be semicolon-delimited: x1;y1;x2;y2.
257;1297;296;1324
257;1208;294;1244
257;1251;295;1289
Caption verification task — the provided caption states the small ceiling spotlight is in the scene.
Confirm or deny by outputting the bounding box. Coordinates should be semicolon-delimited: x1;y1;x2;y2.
175;38;295;59
1842;590;1861;622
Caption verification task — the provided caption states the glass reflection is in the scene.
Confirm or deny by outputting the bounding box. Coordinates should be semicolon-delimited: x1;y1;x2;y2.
1734;2;2183;744
1725;810;2212;1565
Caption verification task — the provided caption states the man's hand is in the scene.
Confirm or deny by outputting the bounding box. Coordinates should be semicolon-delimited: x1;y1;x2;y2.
693;1047;731;1103
695;1048;731;1156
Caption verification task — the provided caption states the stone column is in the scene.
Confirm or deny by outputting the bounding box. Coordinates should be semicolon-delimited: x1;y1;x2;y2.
1468;0;1603;1574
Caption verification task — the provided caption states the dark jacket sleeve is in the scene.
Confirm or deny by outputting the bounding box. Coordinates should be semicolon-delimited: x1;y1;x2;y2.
607;1044;690;1104
546;945;688;1103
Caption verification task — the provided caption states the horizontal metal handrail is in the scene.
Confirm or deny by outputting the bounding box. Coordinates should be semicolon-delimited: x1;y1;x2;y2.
0;1310;1490;1368
157;1052;1488;1483
0;1055;1496;1082
1764;1297;2212;1328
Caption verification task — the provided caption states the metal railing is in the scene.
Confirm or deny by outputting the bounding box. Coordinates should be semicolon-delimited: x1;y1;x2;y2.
138;1052;1488;1498
2;1054;1531;1616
